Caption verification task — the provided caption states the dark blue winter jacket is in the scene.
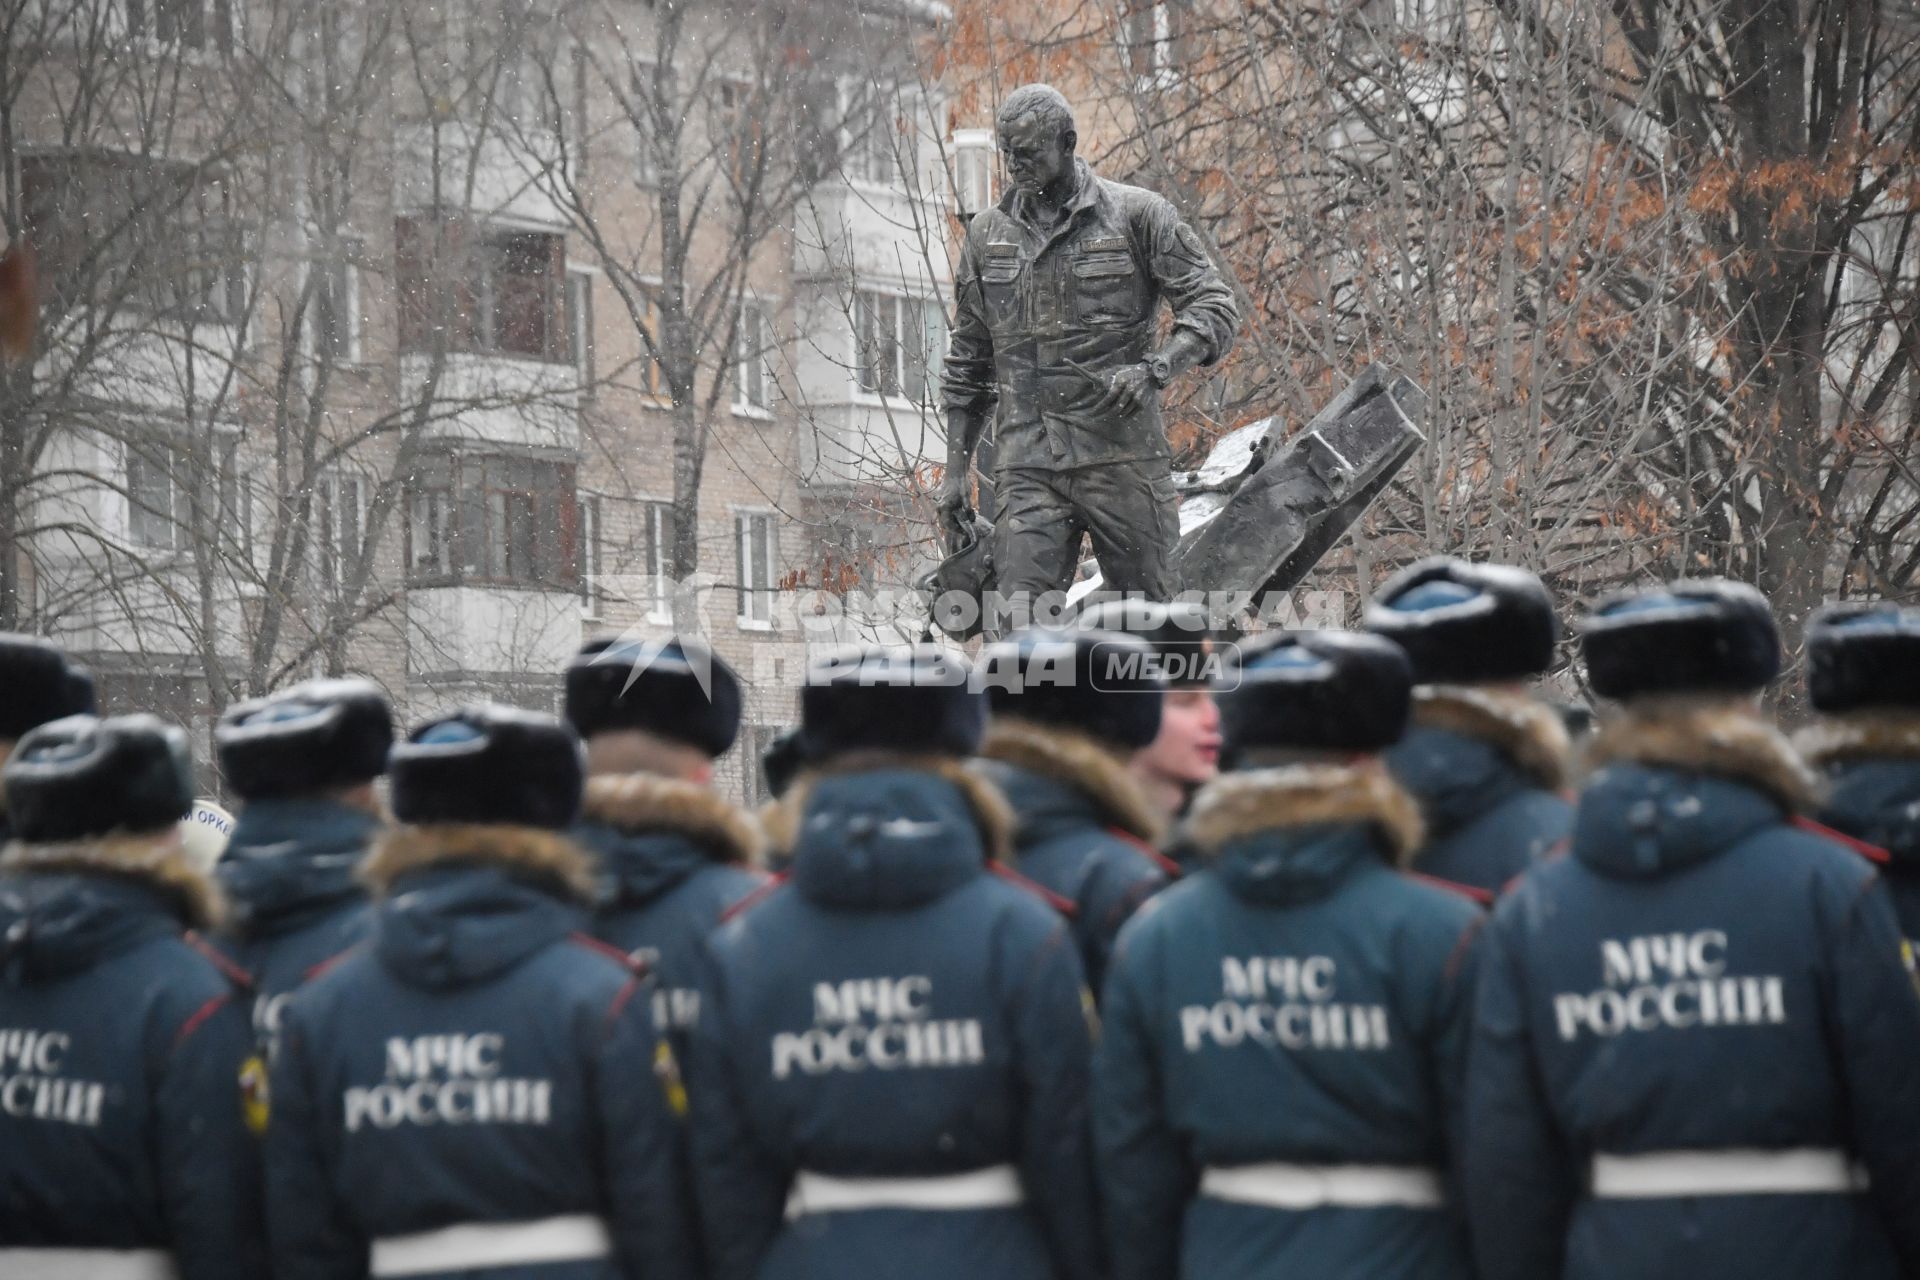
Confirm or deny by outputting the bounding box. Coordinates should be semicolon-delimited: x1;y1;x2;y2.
687;765;1106;1280
266;827;699;1280
573;774;766;1037
215;797;377;1050
0;853;267;1279
1467;713;1920;1280
1386;689;1572;894
1096;763;1481;1280
979;721;1173;995
1812;745;1920;948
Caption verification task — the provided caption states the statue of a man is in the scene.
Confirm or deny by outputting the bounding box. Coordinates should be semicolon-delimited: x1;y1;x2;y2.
939;84;1239;607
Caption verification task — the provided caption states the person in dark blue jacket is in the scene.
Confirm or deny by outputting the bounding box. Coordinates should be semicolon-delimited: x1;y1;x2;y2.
976;626;1175;994
214;678;392;1050
1466;580;1920;1280
266;704;698;1280
1366;557;1573;893
687;645;1105;1280
1802;603;1920;948
0;713;266;1279
0;634;97;844
1096;630;1482;1280
565;637;766;1037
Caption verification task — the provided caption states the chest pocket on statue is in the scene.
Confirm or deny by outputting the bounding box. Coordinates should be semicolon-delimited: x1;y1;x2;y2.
1072;240;1143;327
981;245;1024;327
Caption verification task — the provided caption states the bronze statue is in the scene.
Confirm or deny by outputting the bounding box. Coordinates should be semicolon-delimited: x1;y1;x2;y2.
938;84;1239;614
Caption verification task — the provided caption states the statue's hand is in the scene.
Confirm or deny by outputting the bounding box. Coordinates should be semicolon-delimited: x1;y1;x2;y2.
937;475;973;545
1092;363;1155;417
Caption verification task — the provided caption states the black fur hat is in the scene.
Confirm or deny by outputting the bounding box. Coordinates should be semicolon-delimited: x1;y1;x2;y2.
760;726;805;799
1806;603;1920;713
0;634;97;742
1219;630;1412;757
979;627;1165;750
799;646;986;760
1580;579;1779;701
565;636;742;758
389;705;584;830
1365;558;1558;684
1075;598;1217;689
4;714;193;842
216;678;394;801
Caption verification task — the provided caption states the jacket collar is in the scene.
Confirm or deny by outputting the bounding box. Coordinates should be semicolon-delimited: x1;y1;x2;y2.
980;717;1165;845
1410;685;1570;789
1586;699;1817;813
580;774;762;865
362;824;597;904
2;832;223;929
1797;711;1920;768
1183;760;1424;864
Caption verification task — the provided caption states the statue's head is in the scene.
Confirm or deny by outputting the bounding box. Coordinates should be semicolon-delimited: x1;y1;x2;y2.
996;84;1076;198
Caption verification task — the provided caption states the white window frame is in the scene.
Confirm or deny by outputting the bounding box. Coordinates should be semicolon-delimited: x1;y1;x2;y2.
566;266;595;393
734;509;778;629
579;491;603;618
311;248;363;364
125;439;189;552
1123;0;1185;91
122;0;241;56
642;499;674;623
853;288;946;403
408;486;454;580
733;300;773;417
952;128;996;220
838;78;915;191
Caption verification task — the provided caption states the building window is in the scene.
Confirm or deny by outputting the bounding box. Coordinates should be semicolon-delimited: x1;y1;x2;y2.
567;268;595;392
952;129;996;220
395;216;566;362
1123;0;1188;84
404;454;579;589
735;302;772;413
855;291;945;401
217;437;250;567
21;152;246;325
579;493;603;617
314;472;366;591
642;499;673;620
125;0;235;53
127;442;190;550
312;251;361;362
840;81;916;188
735;511;777;627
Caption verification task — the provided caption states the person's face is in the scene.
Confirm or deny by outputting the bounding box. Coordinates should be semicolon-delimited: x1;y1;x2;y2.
1136;688;1222;787
998;115;1074;197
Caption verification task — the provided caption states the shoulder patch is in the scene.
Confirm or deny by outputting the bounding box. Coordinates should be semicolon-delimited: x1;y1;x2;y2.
1790;816;1892;864
719;872;789;924
1405;871;1495;908
991;862;1079;917
183;931;255;993
1174;223;1209;258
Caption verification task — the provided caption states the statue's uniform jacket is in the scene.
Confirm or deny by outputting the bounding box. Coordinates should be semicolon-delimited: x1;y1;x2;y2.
942;158;1238;472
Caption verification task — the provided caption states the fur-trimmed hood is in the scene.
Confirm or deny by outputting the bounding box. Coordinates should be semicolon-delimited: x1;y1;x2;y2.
980;717;1165;847
777;753;1015;910
1574;700;1816;879
1797;712;1920;769
1410;686;1570;789
2;833;222;929
1181;761;1423;907
576;774;763;909
1586;699;1818;813
360;825;592;990
362;824;597;902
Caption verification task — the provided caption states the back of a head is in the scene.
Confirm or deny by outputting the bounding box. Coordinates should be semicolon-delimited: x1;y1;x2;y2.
0;633;97;750
1218;630;1412;764
566;636;742;775
1579;579;1779;704
1806;603;1920;715
215;677;393;803
1365;558;1558;686
799;645;985;763
978;626;1164;751
3;713;193;844
1076;598;1217;690
388;704;584;831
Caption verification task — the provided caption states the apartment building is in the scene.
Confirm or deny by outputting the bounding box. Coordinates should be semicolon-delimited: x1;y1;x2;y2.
4;0;958;802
